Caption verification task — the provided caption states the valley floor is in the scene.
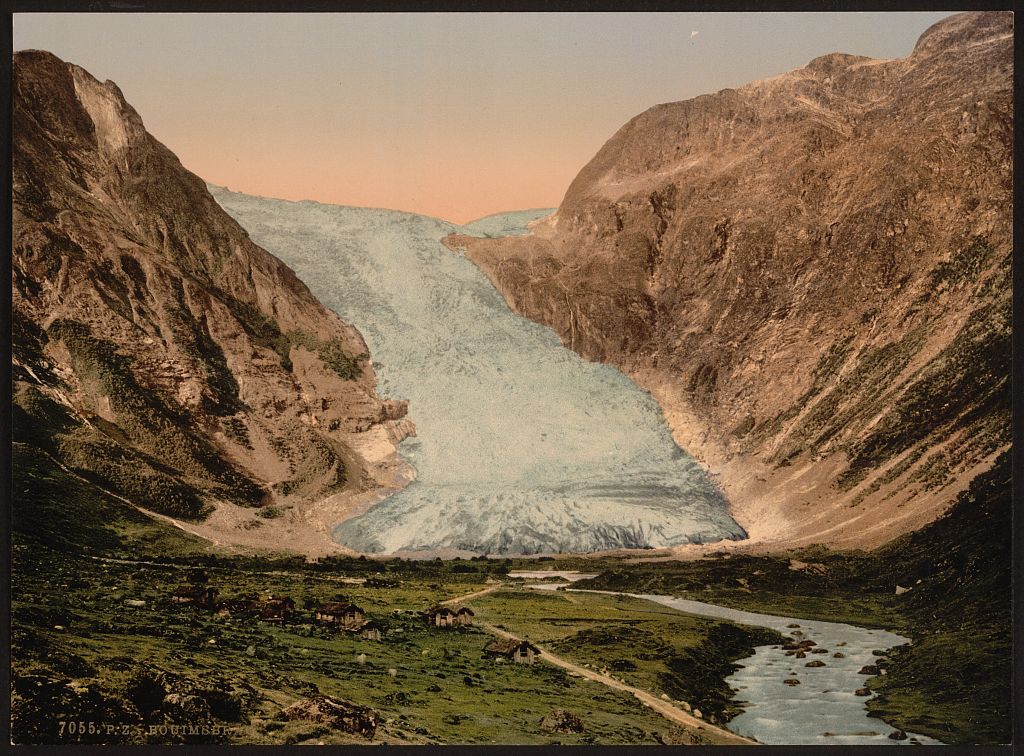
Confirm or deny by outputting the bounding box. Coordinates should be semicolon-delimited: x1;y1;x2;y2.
10;444;1011;746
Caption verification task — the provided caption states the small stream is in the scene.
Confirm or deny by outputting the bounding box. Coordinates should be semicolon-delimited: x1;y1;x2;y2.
513;572;941;746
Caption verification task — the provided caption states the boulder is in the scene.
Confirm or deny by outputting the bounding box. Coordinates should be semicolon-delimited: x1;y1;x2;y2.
162;693;211;720
282;695;378;739
855;688;871;697
889;730;908;740
795;651;806;659
786;623;801;629
805;660;826;668
783;679;801;686
539;709;584;734
858;665;880;675
833;652;846;659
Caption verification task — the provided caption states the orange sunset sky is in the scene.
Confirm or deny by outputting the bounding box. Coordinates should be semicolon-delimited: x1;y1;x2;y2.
15;12;952;224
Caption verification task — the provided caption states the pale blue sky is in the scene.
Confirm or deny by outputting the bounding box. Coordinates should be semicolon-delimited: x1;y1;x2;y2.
15;12;956;222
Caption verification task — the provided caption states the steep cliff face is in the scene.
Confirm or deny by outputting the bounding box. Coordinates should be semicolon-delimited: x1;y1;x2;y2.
12;51;414;552
451;12;1012;548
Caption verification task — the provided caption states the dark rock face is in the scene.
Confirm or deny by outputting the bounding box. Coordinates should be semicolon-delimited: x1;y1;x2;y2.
453;12;1012;548
11;51;412;539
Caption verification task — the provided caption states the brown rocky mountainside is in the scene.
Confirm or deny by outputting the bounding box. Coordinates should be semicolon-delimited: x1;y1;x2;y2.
450;12;1012;549
12;50;414;554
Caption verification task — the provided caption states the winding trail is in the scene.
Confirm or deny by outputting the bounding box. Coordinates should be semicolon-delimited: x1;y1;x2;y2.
451;584;754;745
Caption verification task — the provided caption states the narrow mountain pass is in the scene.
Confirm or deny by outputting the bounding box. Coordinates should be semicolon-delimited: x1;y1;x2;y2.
211;189;745;556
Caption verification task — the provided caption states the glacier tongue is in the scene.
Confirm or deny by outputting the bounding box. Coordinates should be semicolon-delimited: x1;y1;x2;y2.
210;187;746;554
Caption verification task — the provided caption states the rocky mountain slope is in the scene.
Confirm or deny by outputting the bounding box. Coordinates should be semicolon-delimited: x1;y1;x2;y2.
450;11;1012;548
12;50;414;554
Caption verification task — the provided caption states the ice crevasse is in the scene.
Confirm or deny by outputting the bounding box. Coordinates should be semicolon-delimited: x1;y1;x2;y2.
211;187;746;555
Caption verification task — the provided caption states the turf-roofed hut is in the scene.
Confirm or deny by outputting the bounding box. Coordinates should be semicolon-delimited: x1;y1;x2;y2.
171;585;218;609
315;602;366;629
484;639;541;665
259;596;296;623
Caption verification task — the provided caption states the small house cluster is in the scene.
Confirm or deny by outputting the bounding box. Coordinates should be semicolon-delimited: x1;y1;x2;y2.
314;602;382;640
423;605;474;627
170;585;382;639
170;584;544;665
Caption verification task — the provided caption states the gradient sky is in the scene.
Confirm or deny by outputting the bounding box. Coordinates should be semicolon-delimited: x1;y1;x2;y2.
15;12;954;223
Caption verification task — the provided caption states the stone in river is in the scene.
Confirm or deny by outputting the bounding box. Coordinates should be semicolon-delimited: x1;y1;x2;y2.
783;679;801;686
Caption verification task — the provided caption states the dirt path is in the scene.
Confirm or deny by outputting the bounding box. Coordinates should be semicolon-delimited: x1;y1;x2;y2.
441;584;504;605
461;603;754;746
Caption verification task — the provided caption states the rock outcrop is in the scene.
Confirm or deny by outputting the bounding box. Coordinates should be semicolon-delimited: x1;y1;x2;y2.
451;12;1012;548
281;695;378;739
11;51;414;551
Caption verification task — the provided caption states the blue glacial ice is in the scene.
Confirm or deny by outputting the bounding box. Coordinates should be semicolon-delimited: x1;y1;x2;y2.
210;186;746;555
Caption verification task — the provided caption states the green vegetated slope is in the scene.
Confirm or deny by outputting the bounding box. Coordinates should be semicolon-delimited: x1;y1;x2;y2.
10;553;672;743
582;450;1012;744
470;589;781;725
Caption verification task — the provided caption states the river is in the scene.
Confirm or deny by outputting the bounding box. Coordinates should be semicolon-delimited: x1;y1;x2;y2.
519;574;941;746
211;189;745;555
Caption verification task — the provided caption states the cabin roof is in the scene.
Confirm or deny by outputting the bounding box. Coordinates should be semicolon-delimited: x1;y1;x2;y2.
484;638;540;655
263;596;295;608
172;585;214;597
425;605;458;616
319;602;364;614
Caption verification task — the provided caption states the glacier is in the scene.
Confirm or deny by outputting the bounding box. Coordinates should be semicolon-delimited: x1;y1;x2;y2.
210;186;746;555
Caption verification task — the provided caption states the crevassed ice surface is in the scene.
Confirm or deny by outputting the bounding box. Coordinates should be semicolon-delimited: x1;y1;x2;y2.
211;186;746;554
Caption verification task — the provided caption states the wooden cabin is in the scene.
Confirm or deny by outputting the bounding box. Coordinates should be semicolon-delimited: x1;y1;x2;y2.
358;620;383;641
315;602;365;629
259;595;296;623
456;607;475;626
484;638;540;665
217;596;259;619
424;606;459;627
171;585;219;609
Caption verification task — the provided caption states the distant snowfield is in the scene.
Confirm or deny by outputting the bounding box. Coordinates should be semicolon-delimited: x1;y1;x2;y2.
211;187;745;554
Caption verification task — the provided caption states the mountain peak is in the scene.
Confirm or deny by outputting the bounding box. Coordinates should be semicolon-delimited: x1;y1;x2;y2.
912;10;1013;58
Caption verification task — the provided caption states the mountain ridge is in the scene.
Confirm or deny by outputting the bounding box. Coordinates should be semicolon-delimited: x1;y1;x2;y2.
12;49;415;555
448;11;1012;549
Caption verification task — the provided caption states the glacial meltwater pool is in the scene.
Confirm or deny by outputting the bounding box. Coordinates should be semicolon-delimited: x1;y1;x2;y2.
530;580;941;746
212;187;745;555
